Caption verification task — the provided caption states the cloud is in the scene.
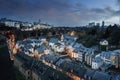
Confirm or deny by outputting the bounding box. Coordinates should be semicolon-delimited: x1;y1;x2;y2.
115;0;120;16
0;0;119;26
117;0;120;5
106;16;119;24
0;0;72;12
113;10;120;16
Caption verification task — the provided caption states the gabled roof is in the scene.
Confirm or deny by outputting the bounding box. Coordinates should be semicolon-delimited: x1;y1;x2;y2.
85;69;95;77
100;63;112;70
93;71;111;80
93;57;103;63
63;34;77;40
32;59;72;80
40;54;60;64
36;45;48;53
100;39;108;45
100;52;112;59
73;43;81;48
44;68;72;80
15;52;33;63
65;40;74;46
25;44;33;49
31;60;49;76
112;75;120;80
113;49;120;54
58;59;86;78
49;38;58;43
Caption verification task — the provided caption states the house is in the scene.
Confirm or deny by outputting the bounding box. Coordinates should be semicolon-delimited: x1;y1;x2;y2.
0;18;20;28
33;23;51;29
21;22;32;27
84;69;95;80
34;44;49;58
31;39;42;47
26;45;34;53
32;59;71;80
92;51;114;70
21;44;34;54
100;39;108;46
65;46;74;57
49;38;59;48
40;54;60;68
56;58;87;80
92;71;111;80
92;57;103;69
17;44;34;57
100;63;112;71
62;34;78;42
73;49;84;62
62;34;77;47
100;39;108;51
111;50;120;68
14;51;71;80
39;37;46;43
31;60;49;80
53;43;65;53
15;39;43;55
15;41;22;50
100;51;112;64
14;52;33;80
84;49;94;66
65;39;75;46
112;75;120;80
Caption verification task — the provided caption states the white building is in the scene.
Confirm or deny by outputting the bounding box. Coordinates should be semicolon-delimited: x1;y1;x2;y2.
0;18;19;28
56;44;65;53
49;38;59;48
100;52;112;64
33;23;51;29
100;40;108;46
92;57;103;69
21;22;32;27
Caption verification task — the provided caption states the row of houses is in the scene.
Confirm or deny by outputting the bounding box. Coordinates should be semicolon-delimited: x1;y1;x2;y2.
14;34;95;66
0;18;51;30
14;52;72;80
14;51;120;80
60;34;95;66
13;34;120;80
60;34;120;70
0;18;32;29
14;34;120;70
92;50;120;70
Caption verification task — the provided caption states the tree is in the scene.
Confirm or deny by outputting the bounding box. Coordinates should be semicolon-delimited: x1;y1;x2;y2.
110;29;120;45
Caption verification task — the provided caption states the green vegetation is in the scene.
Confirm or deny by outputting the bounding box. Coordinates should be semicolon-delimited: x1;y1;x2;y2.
77;34;98;47
77;24;120;49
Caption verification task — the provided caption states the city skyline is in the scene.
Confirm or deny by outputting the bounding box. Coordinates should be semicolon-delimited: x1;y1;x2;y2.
0;0;120;26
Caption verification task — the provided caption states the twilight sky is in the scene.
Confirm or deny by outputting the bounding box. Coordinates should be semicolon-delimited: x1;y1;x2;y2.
0;0;120;26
